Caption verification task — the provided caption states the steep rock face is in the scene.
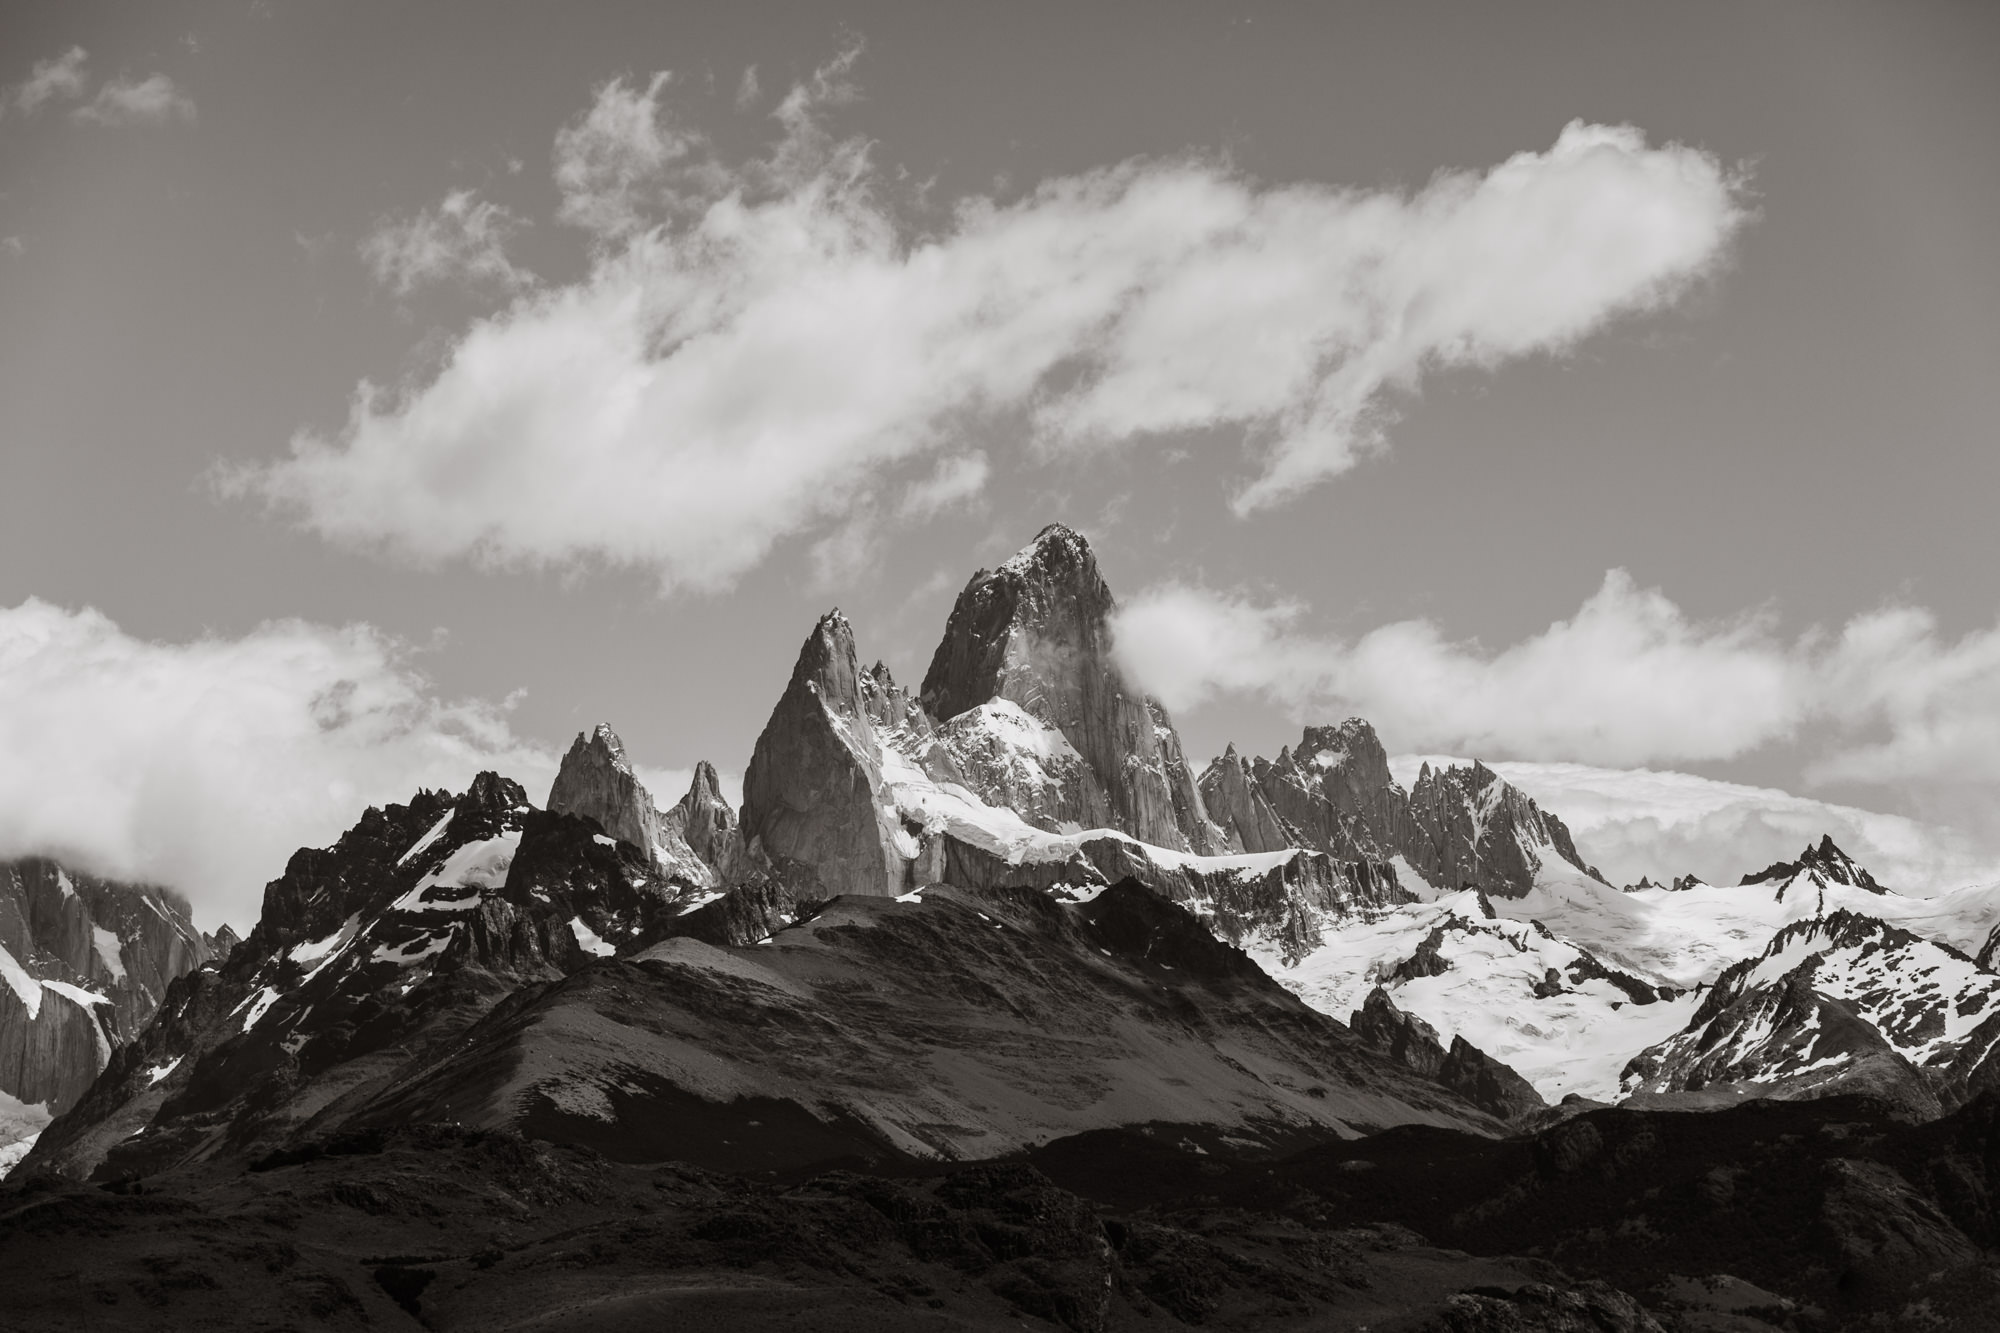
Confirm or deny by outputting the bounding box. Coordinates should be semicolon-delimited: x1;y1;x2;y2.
1205;721;1604;899
548;726;662;861
665;760;739;872
1198;744;1300;855
1404;760;1602;898
1261;721;1409;863
739;612;908;899
920;524;1220;854
0;860;214;1116
547;726;729;887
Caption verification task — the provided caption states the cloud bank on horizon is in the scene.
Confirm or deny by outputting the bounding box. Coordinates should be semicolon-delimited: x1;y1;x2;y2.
1112;571;2000;800
2;584;1992;934
221;50;1748;592
0;598;550;930
0;597;747;932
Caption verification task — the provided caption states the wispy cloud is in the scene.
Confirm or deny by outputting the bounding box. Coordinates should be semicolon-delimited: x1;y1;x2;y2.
360;189;533;297
898;452;991;520
1111;574;2000;798
5;46;89;116
223;50;1746;594
74;72;196;126
0;598;551;929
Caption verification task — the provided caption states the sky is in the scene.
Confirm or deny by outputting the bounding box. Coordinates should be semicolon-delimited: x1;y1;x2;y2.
3;0;1999;927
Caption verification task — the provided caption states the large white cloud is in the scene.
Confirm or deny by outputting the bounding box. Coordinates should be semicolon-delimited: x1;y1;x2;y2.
1388;757;2000;896
0;599;552;930
1113;572;2000;794
221;57;1745;592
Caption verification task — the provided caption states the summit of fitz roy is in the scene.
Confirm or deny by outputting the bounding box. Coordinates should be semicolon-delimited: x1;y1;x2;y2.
7;524;2000;1331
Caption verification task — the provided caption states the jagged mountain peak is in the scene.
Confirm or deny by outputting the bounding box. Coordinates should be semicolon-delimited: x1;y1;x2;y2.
1624;904;2000;1116
1740;835;1886;897
571;722;633;772
791;609;867;708
464;770;528;814
918;524;1217;854
548;728;730;888
740;610;905;898
1296;718;1388;768
996;520;1096;579
684;758;727;803
1202;725;1605;897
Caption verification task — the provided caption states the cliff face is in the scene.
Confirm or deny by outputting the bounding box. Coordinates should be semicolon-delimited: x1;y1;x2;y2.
547;726;734;887
920;524;1221;854
0;859;215;1116
1202;721;1604;899
666;760;739;872
738;612;909;898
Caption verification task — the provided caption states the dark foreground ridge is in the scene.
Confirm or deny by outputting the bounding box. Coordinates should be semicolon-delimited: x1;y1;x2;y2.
6;1092;1999;1330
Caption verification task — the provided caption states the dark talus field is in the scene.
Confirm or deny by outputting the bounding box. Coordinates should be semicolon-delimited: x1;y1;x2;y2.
8;525;2000;1330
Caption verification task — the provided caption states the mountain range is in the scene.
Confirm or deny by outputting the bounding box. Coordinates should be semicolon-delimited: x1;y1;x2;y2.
5;523;2000;1330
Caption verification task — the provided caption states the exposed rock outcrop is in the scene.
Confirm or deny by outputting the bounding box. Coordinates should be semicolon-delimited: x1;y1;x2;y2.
1349;987;1546;1124
665;760;739;872
547;725;730;887
1201;721;1604;899
920;524;1221;854
1198;744;1301;855
1740;835;1888;903
0;859;215;1118
739;611;908;899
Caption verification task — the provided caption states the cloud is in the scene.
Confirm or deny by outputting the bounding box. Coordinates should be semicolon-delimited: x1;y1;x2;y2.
361;189;533;297
735;65;761;110
74;72;196;126
1808;606;2000;789
6;47;89;116
898;452;990;520
2;237;22;258
0;598;553;930
221;52;1746;594
1386;756;2000;895
552;71;719;240
1112;572;2000;795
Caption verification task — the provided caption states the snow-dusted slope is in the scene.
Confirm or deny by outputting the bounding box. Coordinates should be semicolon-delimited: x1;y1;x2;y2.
1624;910;2000;1115
1256;835;2000;1109
1251;887;1694;1102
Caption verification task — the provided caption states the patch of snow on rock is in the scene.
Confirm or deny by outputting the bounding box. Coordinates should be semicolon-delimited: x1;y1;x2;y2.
396;809;455;865
570;917;616;958
91;926;126;982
